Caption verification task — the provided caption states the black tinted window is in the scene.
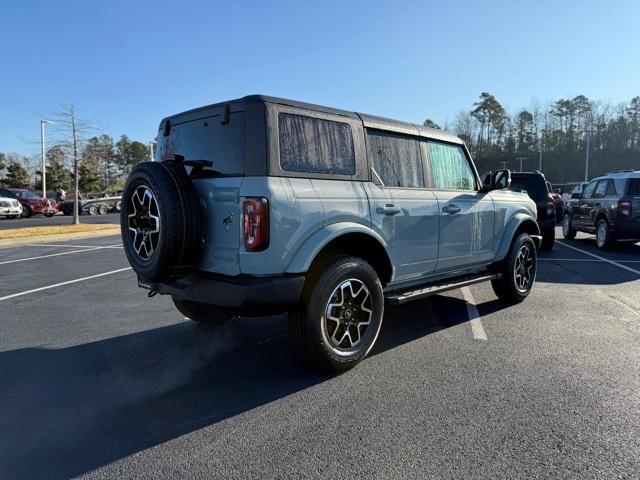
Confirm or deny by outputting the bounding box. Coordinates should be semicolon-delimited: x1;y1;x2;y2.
278;113;355;175
510;174;548;200
627;178;640;195
157;112;246;175
366;130;424;188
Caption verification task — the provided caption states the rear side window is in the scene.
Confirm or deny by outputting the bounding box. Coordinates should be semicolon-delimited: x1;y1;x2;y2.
156;112;246;175
427;141;476;191
366;130;424;188
278;113;355;175
593;180;608;198
627;178;640;195
510;174;549;200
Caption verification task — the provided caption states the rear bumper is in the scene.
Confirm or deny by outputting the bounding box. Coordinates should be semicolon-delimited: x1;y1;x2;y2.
612;219;640;239
139;271;305;315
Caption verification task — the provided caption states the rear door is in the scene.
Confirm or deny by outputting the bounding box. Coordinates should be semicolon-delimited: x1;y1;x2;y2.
364;129;439;281
574;180;599;228
426;140;496;272
156;107;247;275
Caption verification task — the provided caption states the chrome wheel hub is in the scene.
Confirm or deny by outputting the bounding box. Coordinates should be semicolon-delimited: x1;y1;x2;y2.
597;223;607;247
127;186;160;259
324;279;373;351
514;245;534;292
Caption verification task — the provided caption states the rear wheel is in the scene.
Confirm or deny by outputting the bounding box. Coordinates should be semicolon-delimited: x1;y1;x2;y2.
98;204;108;215
492;233;537;304
88;205;98;215
289;256;384;372
172;297;231;326
595;218;616;250
562;214;577;240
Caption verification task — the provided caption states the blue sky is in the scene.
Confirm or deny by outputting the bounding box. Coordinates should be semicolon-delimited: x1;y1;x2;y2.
1;0;639;155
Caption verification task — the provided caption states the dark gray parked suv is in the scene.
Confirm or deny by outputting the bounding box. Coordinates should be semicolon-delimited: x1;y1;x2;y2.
563;170;640;249
120;95;541;371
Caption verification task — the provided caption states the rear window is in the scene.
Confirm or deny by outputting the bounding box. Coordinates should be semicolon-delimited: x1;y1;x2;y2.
628;178;640;195
156;111;246;175
510;174;548;200
278;113;355;175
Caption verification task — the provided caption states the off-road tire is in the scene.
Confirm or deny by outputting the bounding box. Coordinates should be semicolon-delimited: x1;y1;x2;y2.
492;233;537;304
540;226;555;250
120;161;202;282
288;256;384;372
595;218;616;250
172;297;231;326
562;213;577;240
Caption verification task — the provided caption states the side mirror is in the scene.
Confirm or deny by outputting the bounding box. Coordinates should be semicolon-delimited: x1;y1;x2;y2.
488;169;511;191
571;193;581;200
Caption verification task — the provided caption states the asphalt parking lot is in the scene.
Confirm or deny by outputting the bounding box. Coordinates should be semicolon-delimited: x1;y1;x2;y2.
0;212;120;230
1;228;639;479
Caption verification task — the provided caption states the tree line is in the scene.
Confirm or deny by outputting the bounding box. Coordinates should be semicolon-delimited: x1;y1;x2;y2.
0;134;150;194
425;93;640;183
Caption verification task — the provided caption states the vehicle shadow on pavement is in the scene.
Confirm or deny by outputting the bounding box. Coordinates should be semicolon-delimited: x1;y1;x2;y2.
0;295;490;480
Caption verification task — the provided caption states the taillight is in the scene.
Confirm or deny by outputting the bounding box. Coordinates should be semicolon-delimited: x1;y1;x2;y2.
243;197;269;251
618;200;632;216
546;198;555;217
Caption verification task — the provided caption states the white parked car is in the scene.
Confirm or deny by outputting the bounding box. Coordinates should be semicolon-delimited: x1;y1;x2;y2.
0;196;23;218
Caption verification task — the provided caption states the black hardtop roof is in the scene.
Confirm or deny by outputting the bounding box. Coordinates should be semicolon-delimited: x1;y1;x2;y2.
161;94;463;145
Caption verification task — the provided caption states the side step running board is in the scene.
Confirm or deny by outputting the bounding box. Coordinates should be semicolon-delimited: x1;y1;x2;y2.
385;273;501;305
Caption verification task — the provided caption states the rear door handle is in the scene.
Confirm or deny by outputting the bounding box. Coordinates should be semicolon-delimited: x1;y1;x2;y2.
377;204;401;215
442;204;461;214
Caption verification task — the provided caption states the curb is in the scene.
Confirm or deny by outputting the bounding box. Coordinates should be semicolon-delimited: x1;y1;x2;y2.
0;228;121;249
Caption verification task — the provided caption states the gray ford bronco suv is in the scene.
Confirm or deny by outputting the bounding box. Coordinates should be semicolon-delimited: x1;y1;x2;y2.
121;95;541;371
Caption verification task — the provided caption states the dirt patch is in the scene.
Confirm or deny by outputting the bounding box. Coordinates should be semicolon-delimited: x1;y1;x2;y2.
0;224;119;240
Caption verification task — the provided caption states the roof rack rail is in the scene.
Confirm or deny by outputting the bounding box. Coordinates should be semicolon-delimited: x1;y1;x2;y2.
604;169;635;175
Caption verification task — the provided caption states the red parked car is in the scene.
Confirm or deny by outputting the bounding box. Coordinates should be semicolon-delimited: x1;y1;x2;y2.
1;188;58;218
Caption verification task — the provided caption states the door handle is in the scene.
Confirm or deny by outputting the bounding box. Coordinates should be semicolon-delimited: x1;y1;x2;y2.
442;204;461;214
377;204;401;215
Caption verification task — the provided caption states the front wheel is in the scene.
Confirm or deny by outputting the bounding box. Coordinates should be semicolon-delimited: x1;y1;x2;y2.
491;233;537;304
289;256;384;372
172;297;232;326
595;219;616;250
21;206;31;218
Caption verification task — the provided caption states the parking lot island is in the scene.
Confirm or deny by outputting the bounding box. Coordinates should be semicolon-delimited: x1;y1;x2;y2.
0;223;120;248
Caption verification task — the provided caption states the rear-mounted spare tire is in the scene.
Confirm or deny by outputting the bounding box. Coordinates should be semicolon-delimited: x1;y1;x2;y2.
120;161;202;282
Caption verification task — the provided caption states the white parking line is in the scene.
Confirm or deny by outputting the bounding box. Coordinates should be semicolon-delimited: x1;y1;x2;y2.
461;286;487;340
24;243;123;249
0;267;132;302
0;246;115;265
538;258;640;263
556;241;640;276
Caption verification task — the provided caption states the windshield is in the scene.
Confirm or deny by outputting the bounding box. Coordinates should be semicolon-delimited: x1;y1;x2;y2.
510;174;549;200
12;190;38;199
156;111;246;176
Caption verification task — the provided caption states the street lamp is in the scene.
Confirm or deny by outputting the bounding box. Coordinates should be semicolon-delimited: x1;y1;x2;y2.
40;119;54;198
516;157;527;172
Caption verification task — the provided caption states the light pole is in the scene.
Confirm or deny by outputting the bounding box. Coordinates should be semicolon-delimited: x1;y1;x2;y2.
516;157;527;172
40;119;54;198
584;124;592;182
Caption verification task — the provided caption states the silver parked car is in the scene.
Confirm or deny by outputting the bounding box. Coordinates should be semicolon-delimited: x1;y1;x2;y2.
120;95;540;371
